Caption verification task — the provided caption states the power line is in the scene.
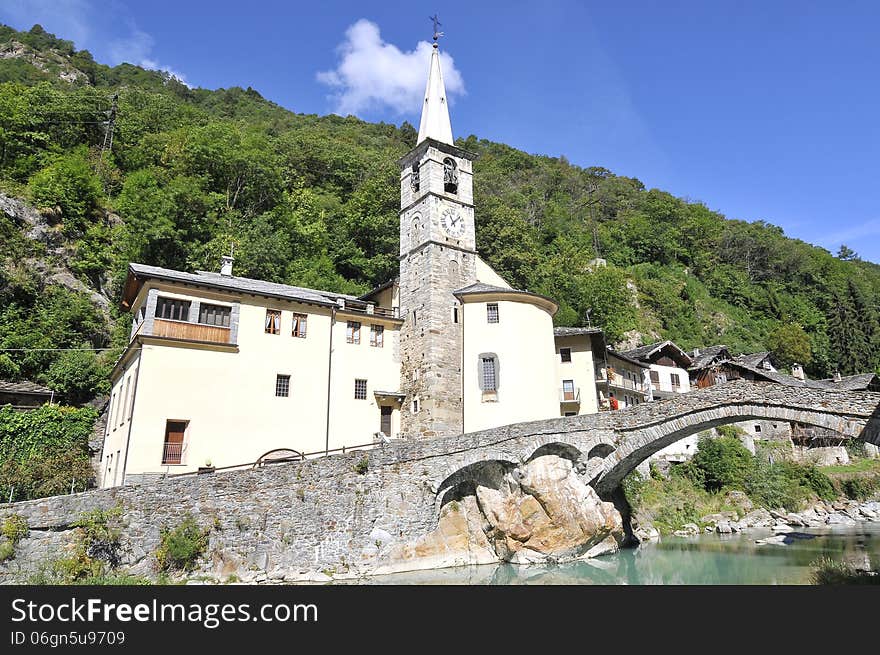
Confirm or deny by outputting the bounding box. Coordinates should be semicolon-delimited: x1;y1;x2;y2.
0;347;118;352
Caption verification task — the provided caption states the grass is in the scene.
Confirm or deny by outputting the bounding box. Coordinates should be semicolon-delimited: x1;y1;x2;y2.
823;459;880;476
810;557;880;585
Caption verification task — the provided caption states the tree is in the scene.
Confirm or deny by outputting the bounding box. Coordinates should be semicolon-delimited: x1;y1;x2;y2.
836;245;859;261
766;323;812;369
27;147;102;234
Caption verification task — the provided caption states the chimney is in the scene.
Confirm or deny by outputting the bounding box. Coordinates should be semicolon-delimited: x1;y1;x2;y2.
791;363;805;381
220;255;234;276
833;370;842;383
693;347;701;357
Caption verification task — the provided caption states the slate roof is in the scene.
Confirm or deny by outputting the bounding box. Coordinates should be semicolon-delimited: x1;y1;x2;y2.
623;340;693;367
733;351;774;369
607;348;650;369
819;373;880;391
453;282;558;311
0;380;54;395
127;263;359;308
553;327;604;337
688;345;731;370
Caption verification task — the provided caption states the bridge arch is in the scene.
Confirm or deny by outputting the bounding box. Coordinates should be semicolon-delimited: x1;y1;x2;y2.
594;403;870;495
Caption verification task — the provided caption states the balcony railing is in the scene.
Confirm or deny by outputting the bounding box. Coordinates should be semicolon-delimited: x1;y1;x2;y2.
559;387;581;403
153;318;232;344
162;441;183;465
608;374;649;393
340;302;400;319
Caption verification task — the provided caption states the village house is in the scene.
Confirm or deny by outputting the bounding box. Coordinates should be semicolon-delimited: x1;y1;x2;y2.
622;340;692;399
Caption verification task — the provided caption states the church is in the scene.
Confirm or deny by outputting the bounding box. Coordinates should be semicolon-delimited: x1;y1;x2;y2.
98;39;619;487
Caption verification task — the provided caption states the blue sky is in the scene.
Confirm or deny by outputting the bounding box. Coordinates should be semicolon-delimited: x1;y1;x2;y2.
3;1;879;263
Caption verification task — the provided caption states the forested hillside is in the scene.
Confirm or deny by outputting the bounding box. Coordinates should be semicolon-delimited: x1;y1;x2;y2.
1;23;879;405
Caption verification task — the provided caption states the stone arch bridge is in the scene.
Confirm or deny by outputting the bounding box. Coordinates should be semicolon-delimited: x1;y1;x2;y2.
2;381;878;581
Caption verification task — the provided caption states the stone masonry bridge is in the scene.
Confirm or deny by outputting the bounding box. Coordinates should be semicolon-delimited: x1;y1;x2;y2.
1;381;878;581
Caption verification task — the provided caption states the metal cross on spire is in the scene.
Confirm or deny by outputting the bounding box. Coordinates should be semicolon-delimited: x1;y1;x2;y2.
430;14;444;42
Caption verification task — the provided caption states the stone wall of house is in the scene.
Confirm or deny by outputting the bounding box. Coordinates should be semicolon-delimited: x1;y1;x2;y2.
0;381;876;582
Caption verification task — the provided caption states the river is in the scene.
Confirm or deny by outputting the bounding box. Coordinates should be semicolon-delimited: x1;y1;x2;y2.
360;523;880;585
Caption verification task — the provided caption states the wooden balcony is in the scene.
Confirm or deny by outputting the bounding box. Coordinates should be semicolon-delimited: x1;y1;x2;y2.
152;318;232;344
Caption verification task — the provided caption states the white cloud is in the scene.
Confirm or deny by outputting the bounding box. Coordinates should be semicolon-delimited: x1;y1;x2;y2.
317;19;464;116
108;27;190;86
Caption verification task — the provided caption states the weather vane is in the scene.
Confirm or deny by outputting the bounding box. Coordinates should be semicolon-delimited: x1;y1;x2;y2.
430;14;444;42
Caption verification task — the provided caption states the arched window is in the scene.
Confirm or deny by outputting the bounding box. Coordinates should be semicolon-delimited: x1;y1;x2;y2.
411;215;422;245
410;162;420;193
443;158;458;194
448;257;459;283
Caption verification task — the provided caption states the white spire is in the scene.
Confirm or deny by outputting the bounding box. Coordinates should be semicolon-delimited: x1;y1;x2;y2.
417;43;453;146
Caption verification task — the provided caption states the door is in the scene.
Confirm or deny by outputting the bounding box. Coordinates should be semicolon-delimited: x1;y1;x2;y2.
380;406;392;436
163;420;187;464
562;380;575;401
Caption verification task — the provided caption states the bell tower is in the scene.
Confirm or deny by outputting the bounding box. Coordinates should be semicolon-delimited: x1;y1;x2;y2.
398;29;477;439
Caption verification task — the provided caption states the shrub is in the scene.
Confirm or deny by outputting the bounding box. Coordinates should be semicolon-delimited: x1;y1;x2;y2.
1;514;29;543
840;477;878;500
692;435;753;491
51;505;123;582
744;459;807;511
155;515;209;573
353;455;369;475
810;557;880;585
716;424;745;439
27;148;102;235
784;463;837;501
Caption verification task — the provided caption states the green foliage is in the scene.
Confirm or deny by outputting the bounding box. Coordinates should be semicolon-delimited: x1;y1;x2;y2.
353;455;369;475
839;476;879;500
767;323;812;369
0;513;29;561
44;348;110;404
0;404;97;501
691;435;753;492
155;514;209;573
27;147;102;234
52;505;123;582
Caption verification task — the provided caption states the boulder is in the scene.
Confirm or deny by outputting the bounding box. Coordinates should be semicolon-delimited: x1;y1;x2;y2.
374;455;624;575
826;513;857;526
715;520;733;534
755;535;789;546
673;523;701;537
741;509;773;528
724;490;753;513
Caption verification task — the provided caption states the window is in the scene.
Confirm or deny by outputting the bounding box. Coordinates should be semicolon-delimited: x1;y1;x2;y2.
560;348;572;363
452;305;459;324
354;379;368;400
275;374;290;397
486;303;499;324
155;297;191;321
162;420;187;465
412;310;417;325
671;373;681;388
347;321;361;344
562;379;576;401
292;313;307;338
564;411;577;417
754;424;762;433
481;356;498;391
411;397;420;413
443;157;458;194
370;324;384;348
410;163;420;192
199;303;231;327
109;392;117;429
121;378;130;426
265;309;281;335
650;370;660;386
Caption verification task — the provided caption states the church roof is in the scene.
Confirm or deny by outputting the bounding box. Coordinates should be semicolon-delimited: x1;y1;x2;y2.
417;43;454;146
454;282;558;314
123;263;359;310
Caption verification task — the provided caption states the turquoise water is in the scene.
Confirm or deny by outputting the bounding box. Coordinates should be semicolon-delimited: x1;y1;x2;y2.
363;523;880;585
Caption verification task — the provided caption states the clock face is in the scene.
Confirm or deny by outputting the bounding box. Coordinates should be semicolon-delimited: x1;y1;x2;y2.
440;207;465;238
